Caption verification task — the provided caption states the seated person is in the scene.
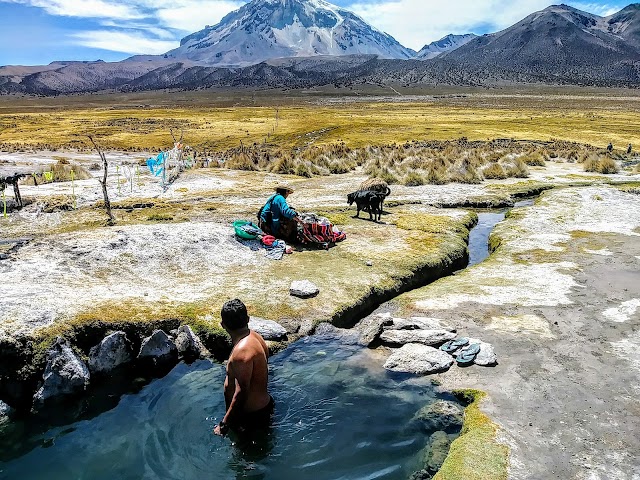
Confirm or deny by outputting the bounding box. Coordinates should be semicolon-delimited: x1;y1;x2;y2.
258;184;301;242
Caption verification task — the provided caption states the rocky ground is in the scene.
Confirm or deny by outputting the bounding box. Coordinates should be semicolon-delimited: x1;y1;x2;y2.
1;152;640;478
362;185;640;479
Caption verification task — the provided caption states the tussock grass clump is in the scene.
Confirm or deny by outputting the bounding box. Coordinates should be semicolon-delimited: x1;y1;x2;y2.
403;171;425;186
503;159;530;178
209;139;603;183
482;163;508;180
22;160;92;185
520;152;546;166
584;155;620;174
38;195;75;213
147;213;174;221
426;167;449;185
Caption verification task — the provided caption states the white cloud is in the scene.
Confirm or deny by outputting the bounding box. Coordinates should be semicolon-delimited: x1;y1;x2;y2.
153;1;244;33
4;0;143;19
349;0;556;49
71;30;178;54
570;2;620;16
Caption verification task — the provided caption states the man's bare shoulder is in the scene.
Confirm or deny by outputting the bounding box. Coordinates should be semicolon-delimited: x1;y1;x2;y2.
230;333;265;361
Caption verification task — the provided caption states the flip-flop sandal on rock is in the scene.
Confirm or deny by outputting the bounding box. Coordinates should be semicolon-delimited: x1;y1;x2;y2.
440;337;469;353
456;343;481;366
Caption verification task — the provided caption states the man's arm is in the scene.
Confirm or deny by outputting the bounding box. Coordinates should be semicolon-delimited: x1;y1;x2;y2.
215;352;253;435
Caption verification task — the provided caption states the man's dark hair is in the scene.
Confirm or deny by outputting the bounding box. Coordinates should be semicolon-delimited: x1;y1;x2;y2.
221;299;249;331
276;188;288;196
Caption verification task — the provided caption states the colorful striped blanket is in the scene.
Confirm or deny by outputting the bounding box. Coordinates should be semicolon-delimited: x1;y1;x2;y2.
297;215;346;247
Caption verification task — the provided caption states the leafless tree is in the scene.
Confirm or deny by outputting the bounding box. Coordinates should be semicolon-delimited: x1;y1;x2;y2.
169;127;184;144
88;135;115;226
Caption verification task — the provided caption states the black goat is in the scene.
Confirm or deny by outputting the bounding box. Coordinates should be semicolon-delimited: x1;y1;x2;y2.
347;190;385;222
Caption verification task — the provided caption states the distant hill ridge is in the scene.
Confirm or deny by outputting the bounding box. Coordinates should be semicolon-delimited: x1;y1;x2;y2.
1;2;640;95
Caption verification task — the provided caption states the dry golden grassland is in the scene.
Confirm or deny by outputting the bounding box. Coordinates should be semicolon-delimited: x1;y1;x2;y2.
1;88;640;153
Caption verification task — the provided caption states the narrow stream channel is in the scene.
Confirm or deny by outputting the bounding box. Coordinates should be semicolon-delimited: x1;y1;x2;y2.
467;199;534;267
0;199;535;480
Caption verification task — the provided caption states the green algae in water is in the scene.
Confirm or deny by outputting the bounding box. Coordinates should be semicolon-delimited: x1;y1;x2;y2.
0;334;462;480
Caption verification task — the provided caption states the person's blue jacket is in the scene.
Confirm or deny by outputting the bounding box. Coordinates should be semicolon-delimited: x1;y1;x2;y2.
260;194;297;235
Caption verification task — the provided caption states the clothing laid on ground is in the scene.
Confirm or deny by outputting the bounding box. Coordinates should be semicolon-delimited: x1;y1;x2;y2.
239;224;263;236
259;194;297;239
234;395;275;431
264;240;287;260
298;213;347;247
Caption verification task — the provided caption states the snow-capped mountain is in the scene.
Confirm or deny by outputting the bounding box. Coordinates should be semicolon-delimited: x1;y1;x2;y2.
164;0;415;66
416;34;477;59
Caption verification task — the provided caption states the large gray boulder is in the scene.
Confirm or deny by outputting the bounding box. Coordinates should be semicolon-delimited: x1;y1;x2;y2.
290;280;320;298
384;344;454;375
88;331;133;375
358;313;393;346
414;400;464;432
380;329;456;347
33;337;90;406
138;330;178;366
249;318;287;341
175;325;210;360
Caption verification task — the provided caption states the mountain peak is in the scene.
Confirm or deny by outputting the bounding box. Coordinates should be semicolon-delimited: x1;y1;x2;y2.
168;0;413;66
416;33;477;60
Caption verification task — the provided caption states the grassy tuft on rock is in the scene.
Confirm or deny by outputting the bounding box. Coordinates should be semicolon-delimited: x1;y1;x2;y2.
433;390;509;480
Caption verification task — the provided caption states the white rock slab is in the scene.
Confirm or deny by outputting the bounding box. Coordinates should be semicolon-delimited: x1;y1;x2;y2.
290;280;320;298
249;318;288;340
380;329;456;346
384;344;454;374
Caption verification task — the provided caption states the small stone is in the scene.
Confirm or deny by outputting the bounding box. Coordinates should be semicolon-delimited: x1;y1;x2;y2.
138;330;178;365
175;325;210;361
414;401;464;432
366;260;373;267
358;313;393;347
380;329;456;347
384;344;454;375
88;331;133;375
290;280;320;298
33;337;90;407
249;317;288;340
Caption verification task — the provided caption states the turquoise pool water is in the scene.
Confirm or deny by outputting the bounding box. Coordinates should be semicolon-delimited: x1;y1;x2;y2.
0;333;461;480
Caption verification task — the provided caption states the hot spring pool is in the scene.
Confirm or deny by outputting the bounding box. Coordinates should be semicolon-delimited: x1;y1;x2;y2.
0;333;462;480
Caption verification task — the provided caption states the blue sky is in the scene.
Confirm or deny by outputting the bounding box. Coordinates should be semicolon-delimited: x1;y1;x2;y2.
0;0;630;66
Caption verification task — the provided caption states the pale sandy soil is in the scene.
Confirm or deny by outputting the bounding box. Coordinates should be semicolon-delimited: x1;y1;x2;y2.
375;186;640;479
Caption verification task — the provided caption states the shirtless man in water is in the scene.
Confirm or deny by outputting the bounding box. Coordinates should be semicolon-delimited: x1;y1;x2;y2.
214;299;273;436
